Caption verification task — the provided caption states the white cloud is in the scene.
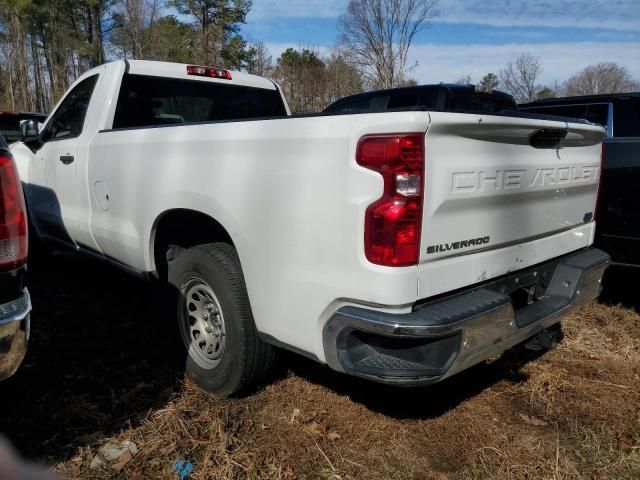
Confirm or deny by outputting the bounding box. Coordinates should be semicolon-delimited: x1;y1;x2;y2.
248;0;640;32
437;0;640;31
248;0;347;20
408;41;640;86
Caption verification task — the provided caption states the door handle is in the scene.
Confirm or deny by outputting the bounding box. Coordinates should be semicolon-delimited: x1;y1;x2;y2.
59;155;74;165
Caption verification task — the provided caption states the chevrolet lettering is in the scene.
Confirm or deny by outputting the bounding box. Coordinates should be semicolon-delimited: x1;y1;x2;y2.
451;165;599;193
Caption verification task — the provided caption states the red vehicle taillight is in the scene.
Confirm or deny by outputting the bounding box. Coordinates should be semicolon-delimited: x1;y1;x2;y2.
357;134;425;266
0;153;27;270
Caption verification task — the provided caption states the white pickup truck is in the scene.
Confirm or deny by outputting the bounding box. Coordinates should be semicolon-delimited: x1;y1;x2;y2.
12;60;610;396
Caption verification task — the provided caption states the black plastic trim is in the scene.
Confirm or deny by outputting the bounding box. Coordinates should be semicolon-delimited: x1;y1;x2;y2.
258;332;321;362
0;265;26;304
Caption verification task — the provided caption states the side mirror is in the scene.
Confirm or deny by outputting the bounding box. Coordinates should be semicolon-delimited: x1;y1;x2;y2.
20;119;39;142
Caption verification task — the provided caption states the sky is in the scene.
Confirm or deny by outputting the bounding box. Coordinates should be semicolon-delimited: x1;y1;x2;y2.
240;0;640;86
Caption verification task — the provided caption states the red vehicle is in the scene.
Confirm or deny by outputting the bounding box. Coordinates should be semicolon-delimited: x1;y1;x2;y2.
0;132;30;380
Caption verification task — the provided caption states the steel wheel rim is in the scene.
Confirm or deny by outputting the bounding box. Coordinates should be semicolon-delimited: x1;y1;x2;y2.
179;277;226;369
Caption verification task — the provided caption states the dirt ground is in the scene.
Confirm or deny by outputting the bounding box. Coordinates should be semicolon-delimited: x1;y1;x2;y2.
0;253;638;479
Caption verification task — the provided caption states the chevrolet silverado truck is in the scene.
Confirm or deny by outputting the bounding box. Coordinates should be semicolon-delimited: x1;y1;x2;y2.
11;60;609;396
0;134;30;381
521;93;640;267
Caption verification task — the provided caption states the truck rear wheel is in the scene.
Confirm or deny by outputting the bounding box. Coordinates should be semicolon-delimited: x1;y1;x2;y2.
168;243;274;397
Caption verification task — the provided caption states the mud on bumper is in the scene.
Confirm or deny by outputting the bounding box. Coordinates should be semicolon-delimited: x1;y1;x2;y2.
0;289;31;381
323;248;610;386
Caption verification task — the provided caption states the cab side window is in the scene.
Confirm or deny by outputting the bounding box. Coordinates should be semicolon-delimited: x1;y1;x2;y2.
41;75;99;142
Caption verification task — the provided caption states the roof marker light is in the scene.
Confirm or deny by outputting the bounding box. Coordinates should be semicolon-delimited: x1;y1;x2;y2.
186;65;232;80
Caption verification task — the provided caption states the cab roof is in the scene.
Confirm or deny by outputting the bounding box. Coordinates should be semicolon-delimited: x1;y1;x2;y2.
124;60;277;91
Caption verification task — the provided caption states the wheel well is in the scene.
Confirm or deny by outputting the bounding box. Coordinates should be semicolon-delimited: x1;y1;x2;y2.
152;209;234;280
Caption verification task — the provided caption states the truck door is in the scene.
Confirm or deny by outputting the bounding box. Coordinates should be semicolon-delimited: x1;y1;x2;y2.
27;74;100;248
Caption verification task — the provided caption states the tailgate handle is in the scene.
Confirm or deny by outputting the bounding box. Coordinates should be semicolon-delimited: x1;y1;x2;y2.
529;128;567;149
59;155;74;165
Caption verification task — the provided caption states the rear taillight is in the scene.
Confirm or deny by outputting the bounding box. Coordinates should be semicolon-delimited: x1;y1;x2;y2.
357;134;424;266
0;154;27;270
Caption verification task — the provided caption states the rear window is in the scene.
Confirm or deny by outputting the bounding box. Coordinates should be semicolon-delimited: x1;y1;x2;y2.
613;98;640;137
113;74;286;129
447;93;516;114
521;104;609;128
325;98;371;114
387;94;418;109
326;88;439;114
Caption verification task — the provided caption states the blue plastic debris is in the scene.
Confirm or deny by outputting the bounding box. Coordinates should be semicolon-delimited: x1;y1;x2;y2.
174;460;193;480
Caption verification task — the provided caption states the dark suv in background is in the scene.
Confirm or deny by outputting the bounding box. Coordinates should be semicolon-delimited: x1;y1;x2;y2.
521;93;640;267
324;84;518;114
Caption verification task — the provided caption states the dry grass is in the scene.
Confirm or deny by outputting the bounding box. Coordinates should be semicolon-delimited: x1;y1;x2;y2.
2;255;639;479
52;301;640;480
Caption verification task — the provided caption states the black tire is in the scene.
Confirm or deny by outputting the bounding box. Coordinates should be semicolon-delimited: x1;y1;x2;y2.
168;242;274;397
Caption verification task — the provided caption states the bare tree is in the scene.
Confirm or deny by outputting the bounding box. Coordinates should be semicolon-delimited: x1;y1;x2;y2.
274;47;328;113
338;0;439;89
169;0;251;66
246;41;272;77
499;53;542;102
564;62;640;96
112;0;162;59
454;73;472;84
324;48;364;106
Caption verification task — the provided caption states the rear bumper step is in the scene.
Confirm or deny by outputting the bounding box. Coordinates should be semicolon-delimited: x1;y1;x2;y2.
323;248;610;385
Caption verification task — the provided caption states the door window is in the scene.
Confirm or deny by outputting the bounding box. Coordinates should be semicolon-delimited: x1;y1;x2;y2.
41;75;99;142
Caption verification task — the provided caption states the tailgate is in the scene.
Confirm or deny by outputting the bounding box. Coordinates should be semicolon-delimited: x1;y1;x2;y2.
419;112;605;297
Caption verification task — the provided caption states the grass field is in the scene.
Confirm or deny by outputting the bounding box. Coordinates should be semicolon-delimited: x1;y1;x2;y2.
0;253;638;479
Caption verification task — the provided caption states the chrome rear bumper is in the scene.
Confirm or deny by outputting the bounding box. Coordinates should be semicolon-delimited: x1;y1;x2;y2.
323;248;610;385
0;289;31;381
